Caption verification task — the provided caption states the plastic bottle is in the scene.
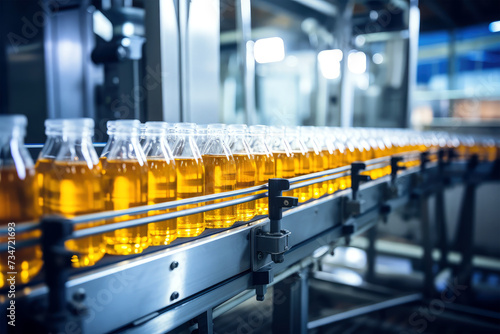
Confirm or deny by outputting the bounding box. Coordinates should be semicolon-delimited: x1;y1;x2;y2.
0;115;42;286
228;124;256;221
36;119;63;208
101;120;149;254
172;123;205;237
248;125;275;215
143;121;177;245
44;118;105;267
202;124;237;228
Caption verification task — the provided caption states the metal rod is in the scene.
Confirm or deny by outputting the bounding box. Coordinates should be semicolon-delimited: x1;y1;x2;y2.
0;151;461;242
69;165;354;225
72;193;265;239
288;171;351;191
307;293;422;329
0;220;40;234
71;183;268;224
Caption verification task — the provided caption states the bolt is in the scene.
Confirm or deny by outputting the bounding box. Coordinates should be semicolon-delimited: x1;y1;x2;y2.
283;200;289;206
170;291;179;301
257;252;264;260
170;261;179;270
72;288;86;302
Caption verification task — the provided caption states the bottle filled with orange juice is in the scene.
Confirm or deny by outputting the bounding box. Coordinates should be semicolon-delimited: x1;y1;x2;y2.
248;125;275;215
319;127;342;194
100;120;150;254
363;129;383;179
43;118;105;267
202;124;237;228
300;126;328;199
172;123;205;237
228;124;257;221
268;126;295;179
142;122;177;245
35;119;63;209
285;127;313;202
0;115;42;287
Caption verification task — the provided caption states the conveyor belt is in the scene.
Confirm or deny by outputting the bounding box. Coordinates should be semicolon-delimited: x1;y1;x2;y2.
1;151;498;334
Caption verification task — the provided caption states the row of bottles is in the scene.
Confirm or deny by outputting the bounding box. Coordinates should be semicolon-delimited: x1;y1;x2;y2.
1;114;499;287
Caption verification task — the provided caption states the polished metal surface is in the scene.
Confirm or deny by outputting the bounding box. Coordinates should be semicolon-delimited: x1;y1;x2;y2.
144;0;182;122
182;0;220;123
2;155;495;334
6;161;437;334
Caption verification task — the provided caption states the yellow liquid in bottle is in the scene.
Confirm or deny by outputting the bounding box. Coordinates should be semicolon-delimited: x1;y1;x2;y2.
233;154;256;221
175;158;205;237
456;144;467;160
35;158;53;209
44;161;105;267
274;152;295;179
369;147;383;180
101;160;149;255
312;151;328;199
293;152;313;202
203;155;237;228
326;149;340;194
487;144;496;162
343;146;356;189
275;152;296;198
0;167;42;287
147;158;177;245
254;153;276;215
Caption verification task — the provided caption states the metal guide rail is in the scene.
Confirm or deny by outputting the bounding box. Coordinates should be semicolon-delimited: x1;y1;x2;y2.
0;150;498;334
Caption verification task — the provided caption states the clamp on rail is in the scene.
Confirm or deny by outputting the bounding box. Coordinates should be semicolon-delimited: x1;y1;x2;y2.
253;179;298;301
343;162;371;219
255;179;297;264
385;156;407;199
342;163;371;245
39;216;86;333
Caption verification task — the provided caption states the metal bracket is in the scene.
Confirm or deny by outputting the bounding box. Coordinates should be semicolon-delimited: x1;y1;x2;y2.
255;229;291;261
420;151;430;175
252;179;297;300
255;179;298;264
387;156;406;198
351;162;371;200
39;216;86;334
342;218;356;246
343;163;370;219
380;204;391;223
344;197;367;217
253;266;274;301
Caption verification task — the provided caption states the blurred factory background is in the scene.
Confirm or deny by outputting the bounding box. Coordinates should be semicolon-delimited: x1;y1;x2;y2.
1;0;500;333
2;0;499;142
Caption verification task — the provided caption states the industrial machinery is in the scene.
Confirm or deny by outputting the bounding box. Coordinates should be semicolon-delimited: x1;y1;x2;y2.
1;148;498;333
1;0;500;333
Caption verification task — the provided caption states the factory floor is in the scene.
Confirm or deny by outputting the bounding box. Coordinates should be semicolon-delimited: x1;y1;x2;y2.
212;278;500;334
211;242;500;334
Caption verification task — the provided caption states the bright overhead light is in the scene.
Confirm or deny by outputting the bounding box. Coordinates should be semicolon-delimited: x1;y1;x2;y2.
372;53;384;64
348;51;366;74
318;49;343;79
489;20;500;33
253;37;285;64
93;10;113;42
318;49;343;62
122;22;135;37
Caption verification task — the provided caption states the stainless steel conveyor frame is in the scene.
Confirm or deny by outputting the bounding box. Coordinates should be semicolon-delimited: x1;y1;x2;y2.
0;150;498;334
